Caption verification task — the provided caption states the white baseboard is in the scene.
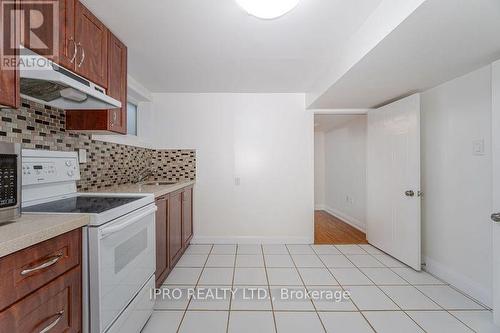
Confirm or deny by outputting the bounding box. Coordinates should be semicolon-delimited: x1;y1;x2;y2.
315;204;326;211
424;256;492;308
191;235;313;245
320;206;366;233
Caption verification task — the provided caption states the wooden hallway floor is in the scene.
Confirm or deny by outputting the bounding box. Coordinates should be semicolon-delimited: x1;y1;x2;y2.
314;210;368;244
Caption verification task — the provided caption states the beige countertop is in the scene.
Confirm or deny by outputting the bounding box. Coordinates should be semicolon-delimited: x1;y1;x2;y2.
0;213;89;258
92;180;195;198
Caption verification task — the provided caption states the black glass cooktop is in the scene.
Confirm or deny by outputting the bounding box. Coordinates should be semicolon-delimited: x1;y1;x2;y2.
23;196;143;214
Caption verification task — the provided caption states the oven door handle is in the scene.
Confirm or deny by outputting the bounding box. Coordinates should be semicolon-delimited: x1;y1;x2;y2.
99;206;157;239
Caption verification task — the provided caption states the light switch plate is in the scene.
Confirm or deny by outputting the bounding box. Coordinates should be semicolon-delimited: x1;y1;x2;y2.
472;139;485;156
78;148;87;163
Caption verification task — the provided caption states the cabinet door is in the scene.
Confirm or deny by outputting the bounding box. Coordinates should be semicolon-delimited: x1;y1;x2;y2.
182;187;193;246
107;32;127;134
75;0;108;87
0;0;19;109
0;267;81;333
169;191;183;266
155;196;169;288
18;0;75;68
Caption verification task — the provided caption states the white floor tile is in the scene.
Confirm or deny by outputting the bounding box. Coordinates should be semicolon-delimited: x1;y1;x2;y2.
198;267;234;285
154;286;192;310
335;245;368;255
206;254;236;267
175;254;208;267
237;244;262;254
320;312;374;333
164;267;202;285
263;244;289;255
271;286;315;310
450;311;498;333
236;254;264;267
292;254;325;268
309;286;357;311
178;311;228;333
141;311;184;333
391;268;445;285
312;245;341;255
363;311;424;333
372;254;407;268
274;312;325;333
185;244;212;255
233;267;268;285
346;255;385;268
187;286;231;310
319;255;355;268
329;268;373;285
287;244;316;254
380;286;441;310
298;268;338;286
231;286;272;310
264;255;295;267
345;286;399;310
360;268;408;285
358;244;384;255
407;311;474;333
416;285;485;310
211;244;237;254
228;311;276;333
267;268;303;286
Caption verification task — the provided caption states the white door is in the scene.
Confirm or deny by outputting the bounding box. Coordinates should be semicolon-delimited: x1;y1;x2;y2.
367;94;421;270
492;60;500;326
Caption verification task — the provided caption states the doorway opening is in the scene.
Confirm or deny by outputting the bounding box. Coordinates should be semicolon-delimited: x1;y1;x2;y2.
314;114;368;244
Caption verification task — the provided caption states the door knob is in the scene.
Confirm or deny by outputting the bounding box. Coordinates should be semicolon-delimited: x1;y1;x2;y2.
491;213;500;223
405;190;415;197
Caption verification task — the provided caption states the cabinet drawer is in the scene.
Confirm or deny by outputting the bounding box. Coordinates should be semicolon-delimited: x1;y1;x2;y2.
0;229;81;310
0;266;81;333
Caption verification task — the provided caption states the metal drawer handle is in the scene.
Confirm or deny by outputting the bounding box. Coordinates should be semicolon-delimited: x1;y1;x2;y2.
77;42;85;67
39;311;64;333
492;213;500;223
69;37;77;64
20;253;63;276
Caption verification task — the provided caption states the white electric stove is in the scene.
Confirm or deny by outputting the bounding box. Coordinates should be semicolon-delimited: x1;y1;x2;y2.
21;149;156;333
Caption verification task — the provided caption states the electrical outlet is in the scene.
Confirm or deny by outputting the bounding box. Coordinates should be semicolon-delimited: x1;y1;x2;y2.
78;149;87;163
472;139;485;156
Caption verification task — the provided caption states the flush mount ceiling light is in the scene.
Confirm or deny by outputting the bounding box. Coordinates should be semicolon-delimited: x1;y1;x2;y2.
235;0;300;20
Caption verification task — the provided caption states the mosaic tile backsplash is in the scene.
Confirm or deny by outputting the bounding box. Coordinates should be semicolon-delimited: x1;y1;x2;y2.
0;99;196;191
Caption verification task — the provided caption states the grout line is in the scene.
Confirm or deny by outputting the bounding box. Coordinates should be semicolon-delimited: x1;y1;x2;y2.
225;245;238;333
261;244;279;333
286;244;328;333
175;244;213;333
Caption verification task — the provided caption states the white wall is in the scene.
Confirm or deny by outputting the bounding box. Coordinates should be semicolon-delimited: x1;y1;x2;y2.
144;93;314;244
314;131;325;209
321;117;367;231
421;65;493;306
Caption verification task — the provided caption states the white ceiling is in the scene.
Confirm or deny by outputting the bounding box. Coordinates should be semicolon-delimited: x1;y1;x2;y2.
80;0;381;93
308;0;500;108
314;114;364;133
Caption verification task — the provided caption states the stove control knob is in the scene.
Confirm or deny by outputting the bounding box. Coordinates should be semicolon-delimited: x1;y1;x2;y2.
67;171;74;177
65;160;73;167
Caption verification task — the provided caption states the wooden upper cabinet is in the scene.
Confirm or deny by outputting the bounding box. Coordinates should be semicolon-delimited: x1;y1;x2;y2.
74;1;108;88
66;31;127;134
0;0;19;109
58;0;76;69
107;32;127;134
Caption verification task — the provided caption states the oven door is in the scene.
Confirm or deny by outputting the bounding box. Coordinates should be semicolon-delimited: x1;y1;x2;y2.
88;204;156;333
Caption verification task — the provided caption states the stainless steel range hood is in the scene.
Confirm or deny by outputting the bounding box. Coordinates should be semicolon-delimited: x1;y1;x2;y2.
19;47;121;110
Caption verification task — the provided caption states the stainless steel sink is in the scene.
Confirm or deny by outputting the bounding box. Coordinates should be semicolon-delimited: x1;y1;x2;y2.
141;181;177;186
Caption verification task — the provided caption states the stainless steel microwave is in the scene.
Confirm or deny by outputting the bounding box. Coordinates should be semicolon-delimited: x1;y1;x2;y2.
0;142;21;222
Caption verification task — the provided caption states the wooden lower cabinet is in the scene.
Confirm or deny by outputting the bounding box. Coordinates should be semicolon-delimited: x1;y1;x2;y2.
0;266;81;333
155;185;194;286
155;195;169;288
0;229;82;333
169;190;183;267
